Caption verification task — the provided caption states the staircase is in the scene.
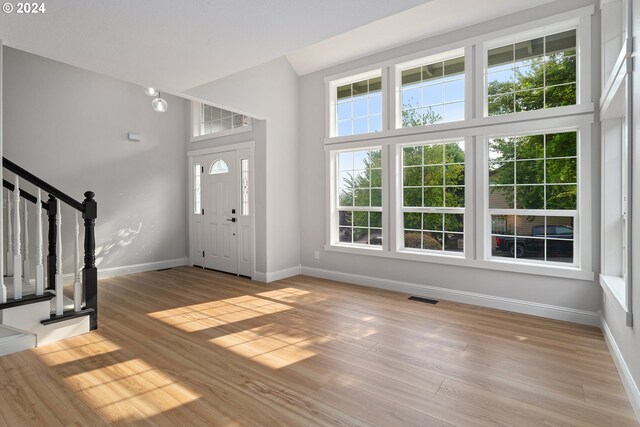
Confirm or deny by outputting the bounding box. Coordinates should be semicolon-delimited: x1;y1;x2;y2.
0;157;98;355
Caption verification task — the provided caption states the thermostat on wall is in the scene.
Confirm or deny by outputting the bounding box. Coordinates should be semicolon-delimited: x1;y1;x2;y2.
128;132;141;141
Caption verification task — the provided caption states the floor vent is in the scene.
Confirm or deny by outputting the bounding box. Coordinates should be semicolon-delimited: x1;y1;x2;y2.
408;296;439;304
156;268;172;272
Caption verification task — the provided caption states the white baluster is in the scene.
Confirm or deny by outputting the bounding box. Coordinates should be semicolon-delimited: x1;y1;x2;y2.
23;200;29;286
73;211;81;312
35;189;44;296
6;189;13;277
13;176;22;299
55;200;63;315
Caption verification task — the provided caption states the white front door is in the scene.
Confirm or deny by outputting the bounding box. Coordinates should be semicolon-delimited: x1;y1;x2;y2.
202;151;238;274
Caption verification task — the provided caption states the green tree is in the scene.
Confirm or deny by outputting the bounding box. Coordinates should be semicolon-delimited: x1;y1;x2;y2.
402;106;442;127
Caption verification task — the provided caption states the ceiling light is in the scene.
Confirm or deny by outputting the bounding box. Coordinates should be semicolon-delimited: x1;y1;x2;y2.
144;87;159;96
152;93;168;113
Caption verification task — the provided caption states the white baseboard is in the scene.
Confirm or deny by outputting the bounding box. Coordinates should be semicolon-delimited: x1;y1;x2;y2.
300;266;600;326
254;265;301;283
97;257;189;279
601;317;640;422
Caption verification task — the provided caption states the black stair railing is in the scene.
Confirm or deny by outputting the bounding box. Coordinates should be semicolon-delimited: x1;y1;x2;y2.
2;157;98;330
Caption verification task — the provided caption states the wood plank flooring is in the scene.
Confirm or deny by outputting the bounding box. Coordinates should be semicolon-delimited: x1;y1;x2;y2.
0;266;637;426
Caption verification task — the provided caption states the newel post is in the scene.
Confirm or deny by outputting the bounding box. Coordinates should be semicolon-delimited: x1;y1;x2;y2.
47;195;57;290
82;191;98;330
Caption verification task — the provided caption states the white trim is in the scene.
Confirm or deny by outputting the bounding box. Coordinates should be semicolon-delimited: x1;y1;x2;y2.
300;266;599;326
325;105;594;145
190;124;253;144
187;140;256;157
254;265;301;283
600;274;628;311
97;257;189;279
601;317;640;421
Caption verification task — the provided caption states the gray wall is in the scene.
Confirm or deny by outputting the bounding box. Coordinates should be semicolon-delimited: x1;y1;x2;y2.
601;0;640;415
2;47;189;274
298;0;602;315
185;57;301;275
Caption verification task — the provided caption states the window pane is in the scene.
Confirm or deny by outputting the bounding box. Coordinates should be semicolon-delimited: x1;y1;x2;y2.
445;233;464;252
335;76;382;136
488;132;578;265
487;29;576;116
335;149;383;247
193;165;201;214
241;159;249;216
404;212;422;229
404;230;422;248
401;54;464;128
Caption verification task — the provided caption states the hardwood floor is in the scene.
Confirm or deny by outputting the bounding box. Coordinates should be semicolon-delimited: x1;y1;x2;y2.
0;266;637;426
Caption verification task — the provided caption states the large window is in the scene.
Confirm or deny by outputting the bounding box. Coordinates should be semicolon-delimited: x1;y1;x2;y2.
487;29;576;115
336;77;382;137
402;141;465;253
336;149;383;246
325;8;593;278
488;131;577;264
400;56;465;127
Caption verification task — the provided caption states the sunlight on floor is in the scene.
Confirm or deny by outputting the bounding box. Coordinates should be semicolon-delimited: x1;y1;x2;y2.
148;295;293;332
32;334;122;366
34;333;200;423
65;358;200;422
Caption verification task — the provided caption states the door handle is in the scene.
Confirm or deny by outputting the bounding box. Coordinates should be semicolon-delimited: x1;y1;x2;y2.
227;218;236;222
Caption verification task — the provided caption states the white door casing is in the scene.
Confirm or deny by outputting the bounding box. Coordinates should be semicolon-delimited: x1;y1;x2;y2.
188;142;254;278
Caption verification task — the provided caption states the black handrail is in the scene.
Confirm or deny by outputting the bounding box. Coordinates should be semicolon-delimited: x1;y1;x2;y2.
3;179;50;210
3;157;84;212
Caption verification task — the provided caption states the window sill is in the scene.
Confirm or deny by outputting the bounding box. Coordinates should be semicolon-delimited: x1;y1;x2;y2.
190;124;252;143
324;243;594;281
599;274;628;311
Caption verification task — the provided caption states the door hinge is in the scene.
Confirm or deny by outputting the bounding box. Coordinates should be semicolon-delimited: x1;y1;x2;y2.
201;166;204;173
202;251;205;258
202;209;204;215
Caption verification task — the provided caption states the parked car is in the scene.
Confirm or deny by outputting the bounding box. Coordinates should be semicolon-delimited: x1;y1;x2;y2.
495;225;573;258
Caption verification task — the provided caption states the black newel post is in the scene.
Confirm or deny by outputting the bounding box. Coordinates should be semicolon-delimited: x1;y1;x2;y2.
46;195;57;290
82;191;98;330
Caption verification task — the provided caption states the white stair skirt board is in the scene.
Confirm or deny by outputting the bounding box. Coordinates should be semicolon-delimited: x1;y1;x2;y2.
0;300;90;347
601;317;640;422
0;325;36;356
300;266;601;327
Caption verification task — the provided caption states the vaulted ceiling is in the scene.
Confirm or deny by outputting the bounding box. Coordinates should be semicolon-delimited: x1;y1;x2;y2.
0;0;556;96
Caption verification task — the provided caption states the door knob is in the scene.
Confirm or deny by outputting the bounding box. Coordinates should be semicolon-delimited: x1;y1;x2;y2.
227;218;236;222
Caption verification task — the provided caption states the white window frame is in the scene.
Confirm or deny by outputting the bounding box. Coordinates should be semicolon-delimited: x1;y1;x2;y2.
326;68;386;139
480;126;585;269
326;143;388;251
477;9;592;119
598;0;632;322
322;6;595;281
395;137;470;258
190;101;252;143
394;48;467;129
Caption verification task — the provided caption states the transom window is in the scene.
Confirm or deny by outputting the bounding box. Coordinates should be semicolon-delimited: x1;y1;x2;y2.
402;141;465;253
401;56;465;127
487;29;576;115
489;131;578;264
192;102;251;140
336;149;383;246
336;77;382;137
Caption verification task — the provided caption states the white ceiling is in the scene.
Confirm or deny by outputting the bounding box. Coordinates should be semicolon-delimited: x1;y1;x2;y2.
0;0;426;94
0;0;559;97
286;0;557;75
